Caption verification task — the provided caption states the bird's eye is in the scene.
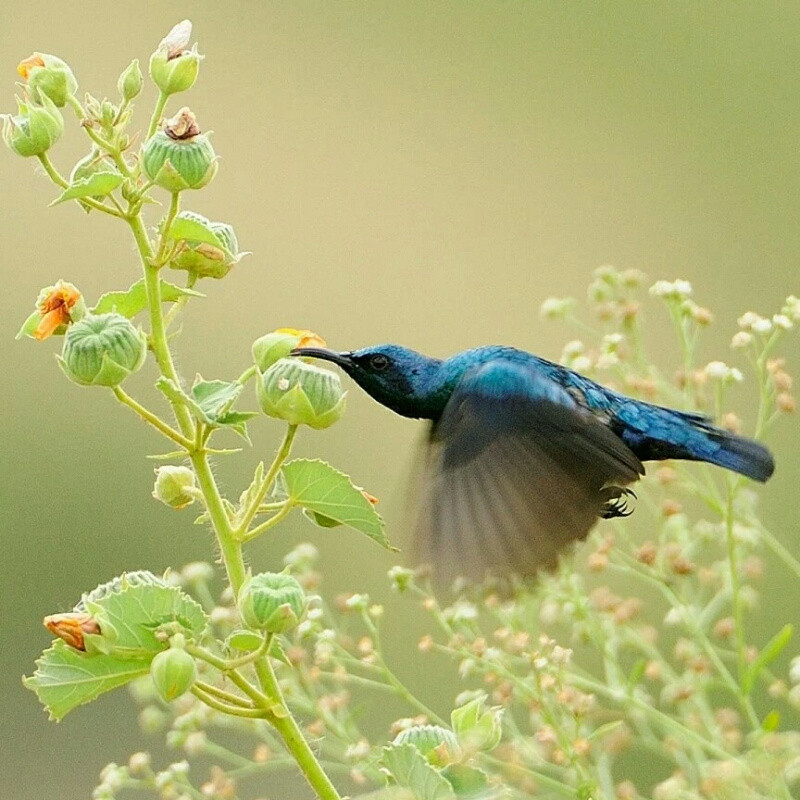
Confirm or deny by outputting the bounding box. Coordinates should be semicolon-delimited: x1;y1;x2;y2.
369;354;389;371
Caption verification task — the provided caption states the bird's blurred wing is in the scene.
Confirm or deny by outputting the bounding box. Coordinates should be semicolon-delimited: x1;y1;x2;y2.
413;360;644;583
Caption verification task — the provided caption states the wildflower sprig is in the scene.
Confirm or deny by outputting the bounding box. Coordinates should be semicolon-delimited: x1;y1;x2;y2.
9;21;389;800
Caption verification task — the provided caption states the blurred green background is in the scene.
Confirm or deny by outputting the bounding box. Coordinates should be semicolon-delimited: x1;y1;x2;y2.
2;3;799;798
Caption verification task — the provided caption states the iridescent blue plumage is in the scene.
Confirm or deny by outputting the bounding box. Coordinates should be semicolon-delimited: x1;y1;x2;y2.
293;343;775;582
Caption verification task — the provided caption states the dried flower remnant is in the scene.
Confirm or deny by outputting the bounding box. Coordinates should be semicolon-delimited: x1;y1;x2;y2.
33;281;84;340
43;612;101;650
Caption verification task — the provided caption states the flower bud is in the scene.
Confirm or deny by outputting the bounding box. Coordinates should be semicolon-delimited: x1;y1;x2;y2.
451;693;502;752
257;359;345;429
252;329;328;372
149;20;202;96
18;53;78;107
117;59;143;102
169;211;241;279
153;466;196;509
30;280;85;340
150;647;197;702
2;94;63;157
142;108;217;192
59;313;147;387
392;725;461;766
237;572;307;633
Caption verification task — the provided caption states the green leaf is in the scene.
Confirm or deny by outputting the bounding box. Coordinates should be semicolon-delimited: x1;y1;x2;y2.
190;379;243;422
440;765;495;799
743;623;793;694
24;643;151;721
226;630;264;652
168;215;232;256
50;172;124;204
281;459;390;549
25;576;209;720
92;279;203;318
381;744;455;800
16;309;41;340
83;580;208;656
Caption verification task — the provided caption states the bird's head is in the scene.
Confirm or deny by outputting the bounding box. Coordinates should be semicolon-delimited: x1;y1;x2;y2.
291;344;444;419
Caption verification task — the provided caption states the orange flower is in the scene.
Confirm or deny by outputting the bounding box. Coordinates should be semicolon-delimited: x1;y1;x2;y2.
275;327;327;349
43;612;101;651
17;53;45;80
34;281;82;340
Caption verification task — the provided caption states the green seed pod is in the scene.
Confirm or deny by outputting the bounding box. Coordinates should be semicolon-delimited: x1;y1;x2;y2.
149;20;202;95
237;572;307;633
118;59;143;102
152;465;196;509
393;725;461;766
257;359;346;429
2;94;63;158
142;109;217;192
150;647;196;702
169;211;240;279
19;52;78;107
59;313;147;388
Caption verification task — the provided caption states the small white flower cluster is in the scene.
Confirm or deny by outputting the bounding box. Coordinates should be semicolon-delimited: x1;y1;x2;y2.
539;296;575;320
596;332;625;370
649;279;693;300
737;311;774;334
781;294;800;322
703;361;743;384
560;339;592;372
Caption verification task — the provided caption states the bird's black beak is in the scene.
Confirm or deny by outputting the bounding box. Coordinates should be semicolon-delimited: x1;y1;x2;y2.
290;347;354;369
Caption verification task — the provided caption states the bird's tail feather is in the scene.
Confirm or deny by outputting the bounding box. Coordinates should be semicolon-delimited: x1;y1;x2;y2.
615;405;775;483
700;427;775;482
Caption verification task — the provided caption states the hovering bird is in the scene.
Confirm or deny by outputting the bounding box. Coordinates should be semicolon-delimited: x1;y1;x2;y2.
292;344;775;583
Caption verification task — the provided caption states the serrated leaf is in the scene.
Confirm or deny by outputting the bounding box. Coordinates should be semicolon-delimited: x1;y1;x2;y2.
353;790;414;800
281;459;390;549
25;578;209;720
24;642;150;720
92;279;203;318
440;765;494;799
51;172;124;204
84;581;208;655
226;630;264;652
168;215;233;256
743;624;793;694
16;309;41;340
381;744;455;800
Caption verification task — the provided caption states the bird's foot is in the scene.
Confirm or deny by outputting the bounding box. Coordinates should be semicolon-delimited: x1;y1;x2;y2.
599;486;637;519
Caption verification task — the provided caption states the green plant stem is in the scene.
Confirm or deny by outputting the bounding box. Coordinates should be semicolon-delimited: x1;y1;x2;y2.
725;477;748;691
360;611;447;726
194;680;255;709
235;424;298;537
191;685;265;718
190;450;247;592
254;653;342;800
155;192;180;265
112;386;193;448
127;212;194;437
240;502;294;543
147;91;169;140
758;522;800;580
